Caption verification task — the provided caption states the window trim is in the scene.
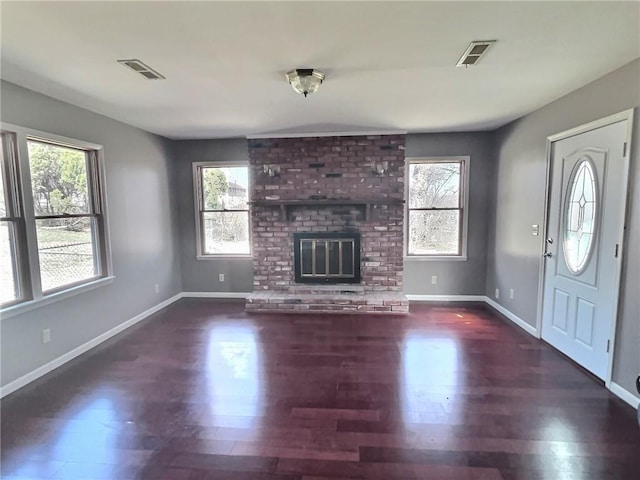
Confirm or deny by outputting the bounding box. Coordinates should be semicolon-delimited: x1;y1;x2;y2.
27;140;107;293
0;132;29;306
192;161;252;259
0;122;113;313
0;276;115;320
404;156;470;261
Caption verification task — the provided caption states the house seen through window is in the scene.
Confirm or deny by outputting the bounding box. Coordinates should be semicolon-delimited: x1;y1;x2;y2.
196;164;250;256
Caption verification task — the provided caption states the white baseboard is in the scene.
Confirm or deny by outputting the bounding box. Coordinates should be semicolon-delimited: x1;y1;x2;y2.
482;299;640;412
0;293;182;399
406;294;486;302
3;290;636;414
182;291;250;299
407;295;539;339
484;297;538;337
609;381;640;409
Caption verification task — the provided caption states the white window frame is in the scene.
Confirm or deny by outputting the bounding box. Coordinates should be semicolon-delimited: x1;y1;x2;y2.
0;123;113;319
193;161;251;259
404;156;470;261
0;131;28;307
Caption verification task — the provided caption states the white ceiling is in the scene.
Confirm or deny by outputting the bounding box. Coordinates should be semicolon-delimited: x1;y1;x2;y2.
1;1;639;140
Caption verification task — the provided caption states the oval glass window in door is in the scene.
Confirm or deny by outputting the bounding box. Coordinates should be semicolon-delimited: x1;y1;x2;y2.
563;158;598;274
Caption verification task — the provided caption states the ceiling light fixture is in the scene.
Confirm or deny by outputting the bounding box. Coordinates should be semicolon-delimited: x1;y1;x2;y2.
286;69;325;97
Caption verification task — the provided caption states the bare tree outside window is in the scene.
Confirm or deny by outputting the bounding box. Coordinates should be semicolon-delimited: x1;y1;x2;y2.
407;160;465;256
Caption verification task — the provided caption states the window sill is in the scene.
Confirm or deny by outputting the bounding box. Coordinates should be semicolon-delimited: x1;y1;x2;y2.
404;256;468;262
196;255;253;261
0;276;115;320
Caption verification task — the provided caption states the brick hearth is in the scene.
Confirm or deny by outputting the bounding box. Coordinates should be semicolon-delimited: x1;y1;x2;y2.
246;289;409;314
246;134;408;314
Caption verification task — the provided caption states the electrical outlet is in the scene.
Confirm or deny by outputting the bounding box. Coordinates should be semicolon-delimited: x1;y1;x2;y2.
431;275;437;285
154;284;159;294
219;273;225;282
509;289;514;299
495;288;500;299
42;328;51;344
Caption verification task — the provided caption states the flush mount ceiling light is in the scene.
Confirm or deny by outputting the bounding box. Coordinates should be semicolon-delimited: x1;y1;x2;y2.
456;40;496;67
286;68;325;97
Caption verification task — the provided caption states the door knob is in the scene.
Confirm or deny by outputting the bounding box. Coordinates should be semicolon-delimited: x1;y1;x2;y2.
543;252;552;258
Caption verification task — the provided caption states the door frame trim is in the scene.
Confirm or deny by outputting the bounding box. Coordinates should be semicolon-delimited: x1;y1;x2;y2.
536;108;635;387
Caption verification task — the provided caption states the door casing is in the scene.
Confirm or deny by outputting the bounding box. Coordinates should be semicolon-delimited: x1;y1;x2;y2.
535;108;635;388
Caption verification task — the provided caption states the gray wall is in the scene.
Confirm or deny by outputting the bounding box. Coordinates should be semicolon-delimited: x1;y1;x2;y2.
404;132;494;296
4;60;638;400
0;81;182;387
173;133;496;295
171;139;253;293
487;59;640;398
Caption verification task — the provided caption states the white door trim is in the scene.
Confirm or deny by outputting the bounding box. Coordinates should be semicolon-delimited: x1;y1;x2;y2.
536;108;635;388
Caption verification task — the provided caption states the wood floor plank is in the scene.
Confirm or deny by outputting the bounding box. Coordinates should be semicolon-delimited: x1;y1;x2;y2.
1;300;638;479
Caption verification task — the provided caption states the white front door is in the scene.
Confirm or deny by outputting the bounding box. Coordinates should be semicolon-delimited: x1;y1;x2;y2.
541;114;631;380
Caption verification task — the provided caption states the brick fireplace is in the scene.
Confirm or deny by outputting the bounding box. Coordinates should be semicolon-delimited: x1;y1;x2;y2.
245;134;409;314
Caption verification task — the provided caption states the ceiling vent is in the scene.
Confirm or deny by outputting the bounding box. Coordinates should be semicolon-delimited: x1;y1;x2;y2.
117;59;165;80
456;41;496;67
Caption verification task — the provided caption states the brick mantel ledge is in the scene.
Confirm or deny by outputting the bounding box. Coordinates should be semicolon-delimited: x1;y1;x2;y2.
249;198;404;221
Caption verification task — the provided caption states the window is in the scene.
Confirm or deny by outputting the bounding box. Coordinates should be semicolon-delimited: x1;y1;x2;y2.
28;139;106;292
406;157;469;257
1;133;26;306
0;126;111;311
563;158;597;274
194;164;250;256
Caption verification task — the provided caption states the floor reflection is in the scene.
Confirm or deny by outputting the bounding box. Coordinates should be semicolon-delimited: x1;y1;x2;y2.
539;416;584;480
204;322;264;429
401;333;463;430
52;397;119;464
2;395;121;478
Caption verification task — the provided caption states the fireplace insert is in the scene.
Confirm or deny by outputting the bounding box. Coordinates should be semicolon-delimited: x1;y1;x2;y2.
293;232;361;284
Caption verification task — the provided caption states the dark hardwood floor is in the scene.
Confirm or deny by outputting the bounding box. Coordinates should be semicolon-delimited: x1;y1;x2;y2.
2;299;639;479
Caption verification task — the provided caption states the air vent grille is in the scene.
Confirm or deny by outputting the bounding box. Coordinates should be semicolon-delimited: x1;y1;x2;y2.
117;59;165;80
456;41;496;67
